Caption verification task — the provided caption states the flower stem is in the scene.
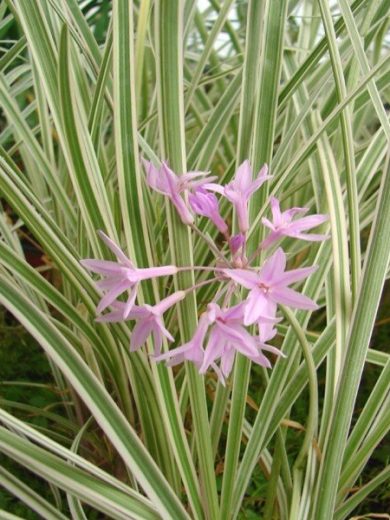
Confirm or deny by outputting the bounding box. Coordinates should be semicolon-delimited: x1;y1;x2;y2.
183;277;220;295
190;223;232;267
177;265;217;272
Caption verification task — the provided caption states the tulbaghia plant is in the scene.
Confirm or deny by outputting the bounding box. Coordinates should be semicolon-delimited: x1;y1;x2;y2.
1;1;390;519
82;160;327;385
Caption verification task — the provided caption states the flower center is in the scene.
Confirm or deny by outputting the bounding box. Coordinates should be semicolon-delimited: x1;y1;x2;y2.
258;281;270;294
126;270;139;283
275;220;287;231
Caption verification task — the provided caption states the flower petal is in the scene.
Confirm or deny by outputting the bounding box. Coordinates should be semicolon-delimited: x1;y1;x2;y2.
96;280;132;314
234;160;252;191
123;286;138;318
222;302;246;321
269;197;283;227
203;182;225;195
283;206;308;220
182;171;218;189
155;341;203;368
259;248;286;283
143;159;164;193
271;286;318;310
155;313;209;368
287;214;328;231
222;268;259;289
151;326;163;356
97;231;133;266
259;323;278;343
261;217;276;231
228;331;259;357
244;289;269;326
256;300;278;325
229;233;245;254
220;347;235;377
95;276;125;289
276;265;318;287
235;198;249;233
170;191;194;224
245;164;270;197
156;317;175;342
260;343;285;357
154;291;186;315
130;320;153;351
181;170;211;181
215;322;259;357
80;259;128;275
126;303;149;320
200;330;224;373
249;351;271;368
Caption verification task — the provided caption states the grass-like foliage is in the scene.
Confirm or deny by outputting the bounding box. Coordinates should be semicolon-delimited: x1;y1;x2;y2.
0;1;389;518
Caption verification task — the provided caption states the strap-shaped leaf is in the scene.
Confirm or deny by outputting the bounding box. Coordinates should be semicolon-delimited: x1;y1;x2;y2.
0;275;189;519
0;427;159;520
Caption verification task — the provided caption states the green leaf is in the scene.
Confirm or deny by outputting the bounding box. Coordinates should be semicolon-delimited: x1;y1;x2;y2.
0;428;159;520
312;154;390;518
0;276;189;519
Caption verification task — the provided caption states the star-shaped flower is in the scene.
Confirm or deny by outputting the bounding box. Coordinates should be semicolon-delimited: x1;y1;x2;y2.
155;301;283;383
189;188;228;235
223;248;318;325
154;313;209;369
205;160;270;233
81;231;177;318
143;160;216;224
200;303;282;384
199;303;259;375
97;291;185;356
261;196;328;249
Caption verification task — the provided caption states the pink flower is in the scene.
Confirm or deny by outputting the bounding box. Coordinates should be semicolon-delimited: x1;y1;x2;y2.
248;341;285;371
154;313;209;369
81;231;177;318
261;197;328;249
189;188;228;234
199;303;261;382
229;233;245;255
228;233;247;267
96;291;185;356
259;320;278;343
201;303;282;384
199;303;269;385
143;160;216;225
155;302;282;384
223;248;318;325
206;160;270;233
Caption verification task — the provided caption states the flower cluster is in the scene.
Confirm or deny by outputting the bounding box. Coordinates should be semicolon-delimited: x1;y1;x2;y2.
81;160;328;384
